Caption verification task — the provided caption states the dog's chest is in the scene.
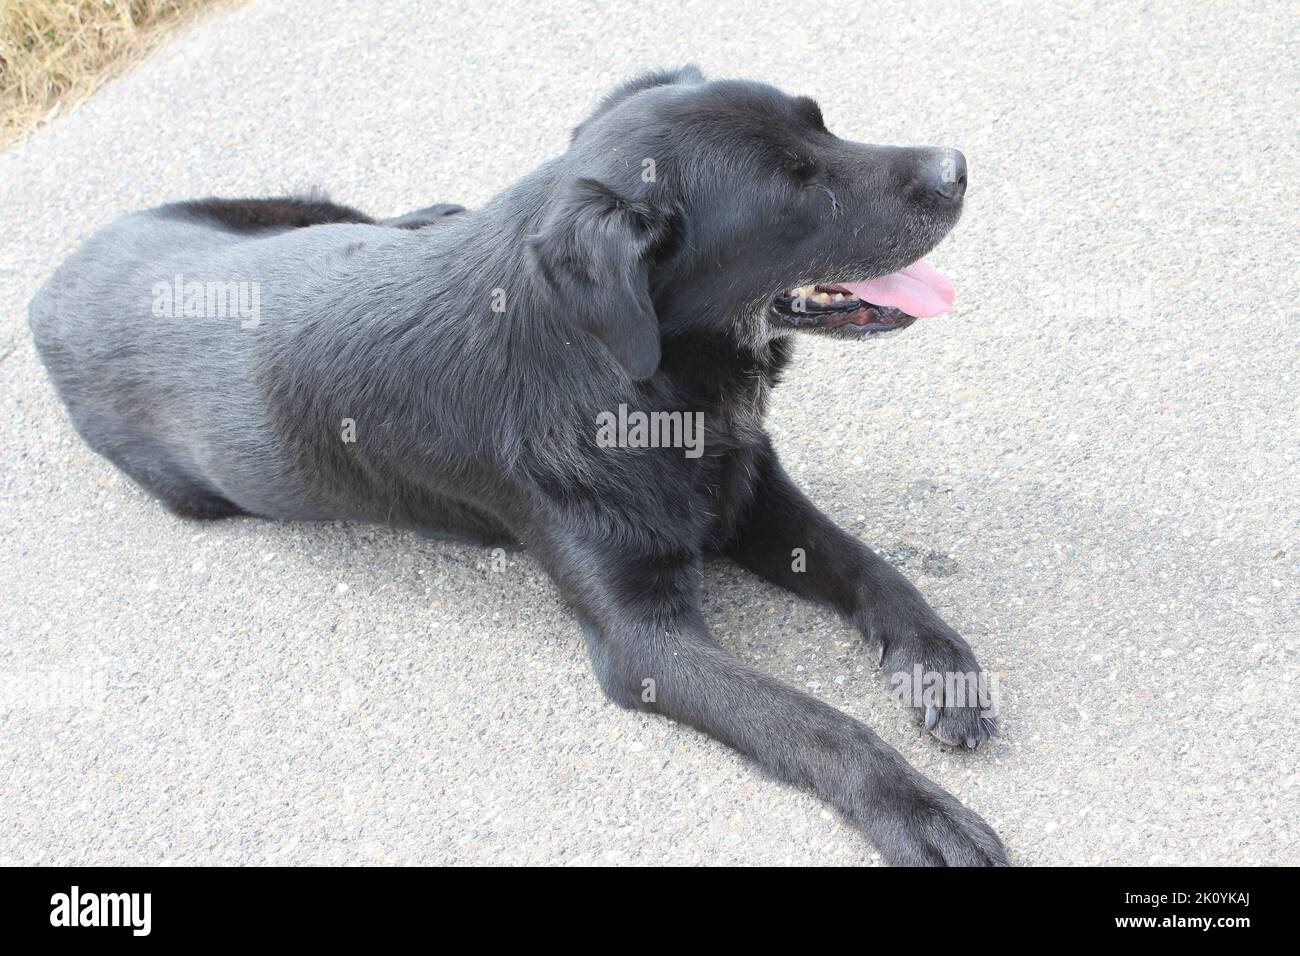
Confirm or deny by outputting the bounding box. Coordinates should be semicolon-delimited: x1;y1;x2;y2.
712;375;770;451
689;376;771;547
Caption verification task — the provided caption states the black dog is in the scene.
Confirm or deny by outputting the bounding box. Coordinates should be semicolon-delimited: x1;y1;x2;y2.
29;66;1005;865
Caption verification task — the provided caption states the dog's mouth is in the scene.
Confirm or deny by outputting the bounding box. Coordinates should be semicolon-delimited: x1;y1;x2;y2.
769;260;955;336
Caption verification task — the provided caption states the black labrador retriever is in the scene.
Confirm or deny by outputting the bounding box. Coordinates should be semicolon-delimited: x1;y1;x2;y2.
29;66;1005;865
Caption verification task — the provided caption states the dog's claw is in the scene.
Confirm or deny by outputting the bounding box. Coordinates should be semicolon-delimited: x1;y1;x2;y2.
965;735;978;750
924;705;939;730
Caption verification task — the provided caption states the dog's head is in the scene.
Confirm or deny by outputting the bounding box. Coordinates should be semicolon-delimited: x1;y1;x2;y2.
528;67;965;380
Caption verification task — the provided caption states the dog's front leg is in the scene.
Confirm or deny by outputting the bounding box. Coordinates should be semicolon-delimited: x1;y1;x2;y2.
724;439;995;749
529;525;1006;866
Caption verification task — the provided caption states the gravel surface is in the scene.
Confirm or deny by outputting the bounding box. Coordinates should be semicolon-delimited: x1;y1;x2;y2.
1;0;1297;865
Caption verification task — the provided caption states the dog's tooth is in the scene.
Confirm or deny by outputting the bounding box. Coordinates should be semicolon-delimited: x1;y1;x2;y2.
831;293;845;301
814;292;831;304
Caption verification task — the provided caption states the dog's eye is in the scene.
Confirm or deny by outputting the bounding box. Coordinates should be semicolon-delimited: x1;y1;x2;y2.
789;158;819;183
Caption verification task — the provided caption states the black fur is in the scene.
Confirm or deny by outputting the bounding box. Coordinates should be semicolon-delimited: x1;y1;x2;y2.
164;194;375;231
29;68;1004;865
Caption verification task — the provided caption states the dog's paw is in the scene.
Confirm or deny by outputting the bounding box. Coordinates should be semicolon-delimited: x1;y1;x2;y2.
869;778;1008;866
865;610;996;749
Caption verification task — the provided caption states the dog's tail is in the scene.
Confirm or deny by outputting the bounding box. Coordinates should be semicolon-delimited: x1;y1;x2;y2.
155;190;375;233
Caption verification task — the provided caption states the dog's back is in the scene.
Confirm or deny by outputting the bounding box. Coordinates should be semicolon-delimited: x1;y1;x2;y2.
30;205;373;519
28;198;524;530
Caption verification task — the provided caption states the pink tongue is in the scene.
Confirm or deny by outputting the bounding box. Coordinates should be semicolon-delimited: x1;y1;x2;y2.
836;260;955;317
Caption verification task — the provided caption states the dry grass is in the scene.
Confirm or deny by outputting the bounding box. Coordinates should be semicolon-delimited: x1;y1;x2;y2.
0;0;238;148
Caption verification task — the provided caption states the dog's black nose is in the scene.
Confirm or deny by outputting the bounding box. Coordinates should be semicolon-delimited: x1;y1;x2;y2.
915;148;967;202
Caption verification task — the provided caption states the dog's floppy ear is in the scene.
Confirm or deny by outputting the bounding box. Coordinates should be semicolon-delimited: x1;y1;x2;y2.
528;178;668;381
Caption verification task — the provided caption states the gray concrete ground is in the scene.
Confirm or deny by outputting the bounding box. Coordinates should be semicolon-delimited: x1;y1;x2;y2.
1;0;1297;865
